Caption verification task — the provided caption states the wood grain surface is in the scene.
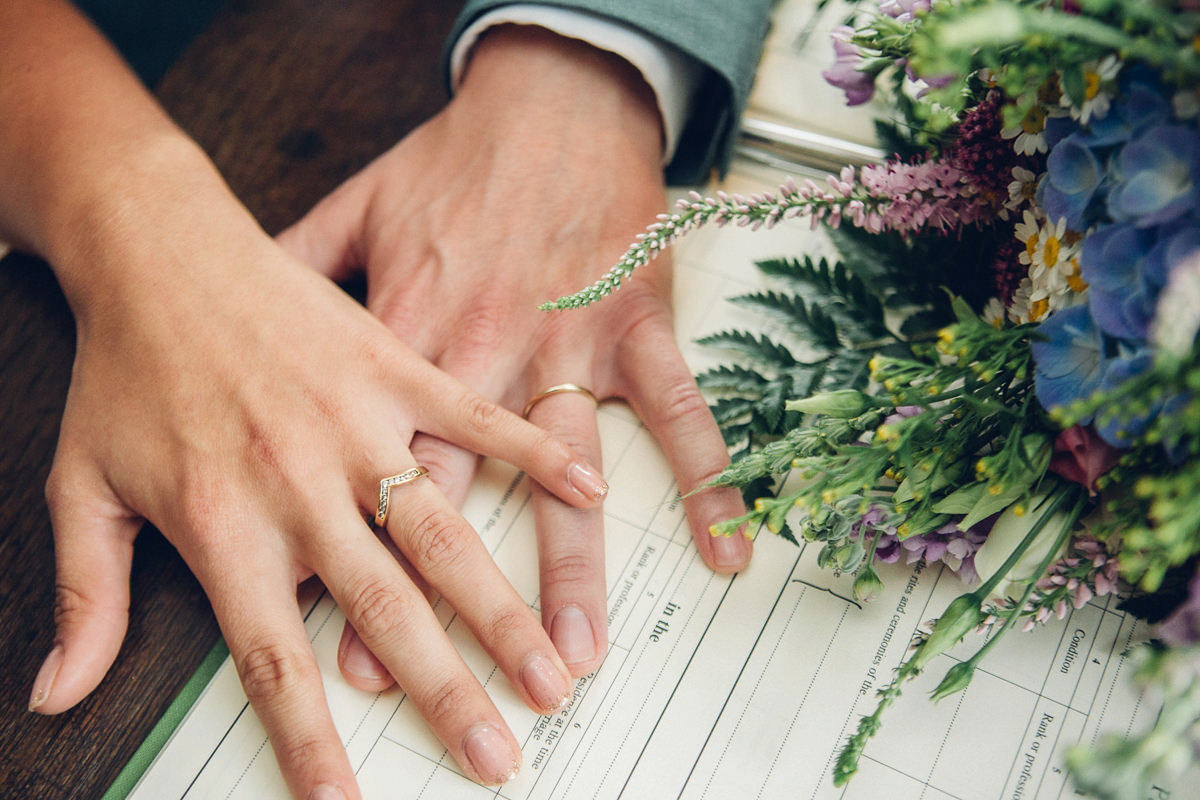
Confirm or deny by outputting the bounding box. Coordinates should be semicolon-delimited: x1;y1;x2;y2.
0;1;459;796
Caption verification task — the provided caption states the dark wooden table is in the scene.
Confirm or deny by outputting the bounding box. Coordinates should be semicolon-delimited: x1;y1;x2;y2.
0;1;460;796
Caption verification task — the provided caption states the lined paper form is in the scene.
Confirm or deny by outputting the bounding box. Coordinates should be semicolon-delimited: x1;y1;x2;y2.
127;186;1195;799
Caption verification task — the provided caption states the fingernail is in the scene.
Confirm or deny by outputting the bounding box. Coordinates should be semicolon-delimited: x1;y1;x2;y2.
521;653;572;712
29;645;63;713
463;723;520;785
308;784;347;800
550;605;595;667
340;631;391;682
710;531;750;570
567;462;608;502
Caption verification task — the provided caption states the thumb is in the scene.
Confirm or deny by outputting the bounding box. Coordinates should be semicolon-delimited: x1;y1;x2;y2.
30;468;139;714
275;177;368;282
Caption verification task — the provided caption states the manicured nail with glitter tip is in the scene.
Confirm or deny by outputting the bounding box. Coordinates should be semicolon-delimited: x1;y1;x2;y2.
710;531;750;570
463;723;520;785
567;461;608;502
521;653;572;712
28;645;63;713
308;784;347;800
550;605;596;666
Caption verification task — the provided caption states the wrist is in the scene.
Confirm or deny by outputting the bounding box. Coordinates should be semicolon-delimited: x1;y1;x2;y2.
456;24;664;171
43;133;267;322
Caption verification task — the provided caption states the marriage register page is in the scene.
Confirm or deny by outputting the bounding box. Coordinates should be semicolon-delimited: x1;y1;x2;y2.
125;180;1195;800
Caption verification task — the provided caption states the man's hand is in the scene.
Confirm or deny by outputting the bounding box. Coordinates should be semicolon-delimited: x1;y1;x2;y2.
278;24;752;685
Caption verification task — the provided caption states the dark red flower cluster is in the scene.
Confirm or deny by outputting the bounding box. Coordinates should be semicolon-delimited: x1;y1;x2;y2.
944;91;1034;209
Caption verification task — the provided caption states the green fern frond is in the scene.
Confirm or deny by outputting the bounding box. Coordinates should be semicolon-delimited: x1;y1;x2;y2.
695;329;798;368
696;364;770;392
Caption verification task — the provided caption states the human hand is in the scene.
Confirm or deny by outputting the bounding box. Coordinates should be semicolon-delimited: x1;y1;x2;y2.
277;24;752;686
28;140;611;796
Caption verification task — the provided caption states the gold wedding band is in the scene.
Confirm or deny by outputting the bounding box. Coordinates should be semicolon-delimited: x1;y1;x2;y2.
522;383;598;419
375;466;429;526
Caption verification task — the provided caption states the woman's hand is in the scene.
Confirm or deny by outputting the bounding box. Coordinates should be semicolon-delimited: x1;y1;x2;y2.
278;25;752;685
32;165;609;795
4;6;607;796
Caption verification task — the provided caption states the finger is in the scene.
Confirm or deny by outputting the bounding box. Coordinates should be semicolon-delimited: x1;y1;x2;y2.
621;322;753;573
337;624;394;693
338;422;484;693
202;544;360;800
31;466;139;714
410;432;480;511
527;393;608;677
337;532;432;693
313;514;530;785
401;362;608;509
275;179;367;282
371;476;577;717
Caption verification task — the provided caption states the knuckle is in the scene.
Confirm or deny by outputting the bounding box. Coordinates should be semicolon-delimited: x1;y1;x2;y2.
459;392;505;437
53;582;95;627
452;304;510;358
616;285;672;336
539;551;595;591
234;639;309;704
479;606;534;650
273;732;328;774
656;380;715;428
403;509;473;575
343;576;414;636
419;676;476;727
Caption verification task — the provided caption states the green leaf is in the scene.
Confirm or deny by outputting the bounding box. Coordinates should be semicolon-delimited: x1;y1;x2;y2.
932;482;988;515
696;329;797;368
758;377;793;431
696;364;768;392
959;481;1030;530
711;396;755;425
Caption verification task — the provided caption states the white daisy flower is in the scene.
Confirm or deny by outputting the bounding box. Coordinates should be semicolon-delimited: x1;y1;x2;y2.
1007;277;1040;324
1063;56;1120;124
1002;105;1051;156
1005;166;1039;213
982;297;1007;328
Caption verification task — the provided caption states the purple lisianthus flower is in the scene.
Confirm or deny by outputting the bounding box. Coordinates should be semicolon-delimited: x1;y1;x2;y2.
1032;304;1106;415
899;522;989;583
823;26;876;106
878;0;930;20
1107;123;1200;228
1042;133;1104;230
1158;570;1200;647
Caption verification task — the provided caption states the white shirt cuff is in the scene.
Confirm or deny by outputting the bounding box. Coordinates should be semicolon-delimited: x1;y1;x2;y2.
448;4;702;165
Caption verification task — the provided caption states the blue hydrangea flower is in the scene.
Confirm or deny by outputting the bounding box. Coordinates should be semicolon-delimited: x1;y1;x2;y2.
1042;133;1105;230
1084;218;1200;342
1032;305;1106;414
1081;222;1157;341
1107;124;1200;228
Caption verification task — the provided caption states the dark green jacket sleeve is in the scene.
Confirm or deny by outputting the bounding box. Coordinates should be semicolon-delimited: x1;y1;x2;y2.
444;0;775;184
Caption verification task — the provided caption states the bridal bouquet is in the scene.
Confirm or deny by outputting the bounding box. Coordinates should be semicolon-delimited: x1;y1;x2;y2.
546;0;1200;797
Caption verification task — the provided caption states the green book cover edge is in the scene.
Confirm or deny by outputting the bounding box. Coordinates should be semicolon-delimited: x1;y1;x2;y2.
102;637;231;800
